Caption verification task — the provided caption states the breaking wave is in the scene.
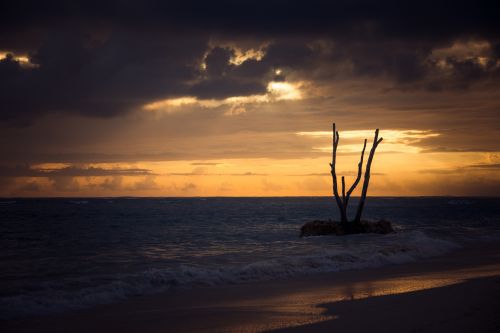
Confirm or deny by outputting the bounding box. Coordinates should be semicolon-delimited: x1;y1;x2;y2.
0;230;458;320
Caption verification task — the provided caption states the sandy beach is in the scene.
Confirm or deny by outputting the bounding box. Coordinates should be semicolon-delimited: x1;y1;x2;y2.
3;241;500;333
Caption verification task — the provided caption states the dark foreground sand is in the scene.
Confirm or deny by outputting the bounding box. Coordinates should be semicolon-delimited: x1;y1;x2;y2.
3;242;500;333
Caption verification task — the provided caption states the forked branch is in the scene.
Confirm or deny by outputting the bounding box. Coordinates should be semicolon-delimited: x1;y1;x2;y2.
329;124;382;224
345;139;367;208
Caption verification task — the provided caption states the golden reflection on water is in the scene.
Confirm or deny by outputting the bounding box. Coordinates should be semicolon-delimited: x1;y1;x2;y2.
220;263;500;333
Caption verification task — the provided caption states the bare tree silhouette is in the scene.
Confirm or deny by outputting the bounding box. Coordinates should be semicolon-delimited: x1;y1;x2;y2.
329;123;383;224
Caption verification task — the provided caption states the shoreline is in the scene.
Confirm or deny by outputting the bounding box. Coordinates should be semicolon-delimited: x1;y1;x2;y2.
3;241;500;333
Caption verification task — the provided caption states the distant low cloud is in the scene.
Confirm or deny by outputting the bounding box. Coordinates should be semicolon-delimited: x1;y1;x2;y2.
0;165;156;177
261;178;284;191
168;171;268;176
99;176;124;191
466;163;500;169
419;163;500;174
132;176;160;190
50;176;80;192
287;172;386;176
18;180;41;192
190;162;222;166
181;182;197;192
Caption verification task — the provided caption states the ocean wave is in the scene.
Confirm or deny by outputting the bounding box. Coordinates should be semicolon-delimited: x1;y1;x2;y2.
0;230;458;320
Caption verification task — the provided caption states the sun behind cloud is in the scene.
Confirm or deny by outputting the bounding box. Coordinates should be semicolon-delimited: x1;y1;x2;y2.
143;80;304;114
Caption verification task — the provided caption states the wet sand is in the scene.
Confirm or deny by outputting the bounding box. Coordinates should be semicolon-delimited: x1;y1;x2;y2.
3;242;500;333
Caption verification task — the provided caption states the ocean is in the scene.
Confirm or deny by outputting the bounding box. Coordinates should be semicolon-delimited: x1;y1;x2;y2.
1;197;499;319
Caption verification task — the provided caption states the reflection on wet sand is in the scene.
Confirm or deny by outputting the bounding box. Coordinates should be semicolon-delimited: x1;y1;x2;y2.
3;244;500;333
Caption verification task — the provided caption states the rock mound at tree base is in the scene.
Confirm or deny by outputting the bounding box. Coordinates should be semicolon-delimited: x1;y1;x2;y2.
300;219;394;237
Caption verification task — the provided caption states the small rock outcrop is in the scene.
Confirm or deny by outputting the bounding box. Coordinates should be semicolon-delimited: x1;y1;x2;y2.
300;220;394;237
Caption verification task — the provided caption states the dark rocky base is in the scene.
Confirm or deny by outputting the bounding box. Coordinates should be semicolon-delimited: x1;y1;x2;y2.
300;219;394;237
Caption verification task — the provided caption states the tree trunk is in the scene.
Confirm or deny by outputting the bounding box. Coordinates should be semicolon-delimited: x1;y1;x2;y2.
341;176;347;222
329;123;348;224
354;129;383;223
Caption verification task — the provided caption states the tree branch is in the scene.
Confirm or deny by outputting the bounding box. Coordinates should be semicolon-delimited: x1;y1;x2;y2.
345;138;367;209
330;123;347;223
341;176;346;205
354;129;383;223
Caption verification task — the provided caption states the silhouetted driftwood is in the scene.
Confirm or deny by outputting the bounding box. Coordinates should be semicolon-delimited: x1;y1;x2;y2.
329;123;382;224
302;123;391;236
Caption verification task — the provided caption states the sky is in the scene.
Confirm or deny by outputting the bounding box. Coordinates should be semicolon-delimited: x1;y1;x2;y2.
1;0;499;197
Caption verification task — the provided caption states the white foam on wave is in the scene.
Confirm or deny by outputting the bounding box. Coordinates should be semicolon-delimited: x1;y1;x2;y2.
0;230;458;320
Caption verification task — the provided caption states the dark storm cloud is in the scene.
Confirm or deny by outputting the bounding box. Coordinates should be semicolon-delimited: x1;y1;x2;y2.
188;46;267;99
0;30;208;123
1;1;498;39
263;41;316;69
336;41;431;83
188;41;319;99
0;0;499;124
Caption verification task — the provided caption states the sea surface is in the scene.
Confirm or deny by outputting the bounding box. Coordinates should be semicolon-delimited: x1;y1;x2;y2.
1;197;499;319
